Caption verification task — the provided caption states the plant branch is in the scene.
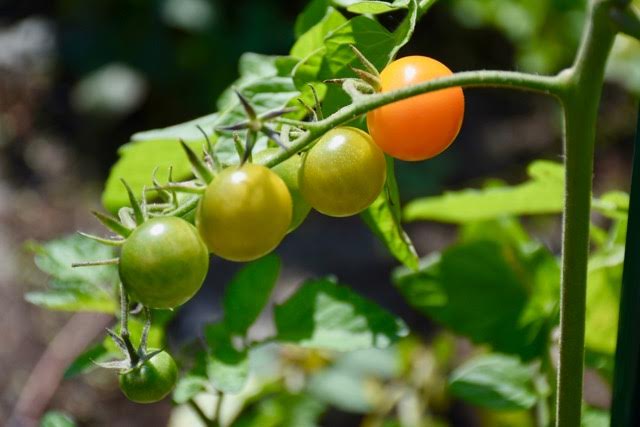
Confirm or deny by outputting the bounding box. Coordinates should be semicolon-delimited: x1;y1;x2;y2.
554;1;617;426
266;70;565;168
188;399;216;427
610;5;640;39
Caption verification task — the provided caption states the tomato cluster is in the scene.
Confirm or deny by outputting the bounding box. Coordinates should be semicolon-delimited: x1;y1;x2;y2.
112;55;463;403
118;55;464;311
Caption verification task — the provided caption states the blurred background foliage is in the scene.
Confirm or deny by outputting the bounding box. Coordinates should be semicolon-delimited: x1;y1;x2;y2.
0;0;638;426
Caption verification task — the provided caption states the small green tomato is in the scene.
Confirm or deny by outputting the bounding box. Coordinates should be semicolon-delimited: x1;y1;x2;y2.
119;350;178;404
119;217;209;309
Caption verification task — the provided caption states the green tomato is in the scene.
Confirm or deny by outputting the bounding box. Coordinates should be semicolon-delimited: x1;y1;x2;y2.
119;350;178;404
300;126;387;217
197;163;292;262
254;148;311;232
119;217;209;309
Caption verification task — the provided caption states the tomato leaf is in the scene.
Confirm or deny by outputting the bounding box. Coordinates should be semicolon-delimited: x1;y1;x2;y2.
388;0;418;62
449;353;538;411
25;235;118;313
173;374;210;404
102;53;299;212
204;322;249;394
404;160;565;223
293;15;396;115
291;9;347;60
231;393;327;427
307;346;400;413
361;157;419;270
223;254;281;335
582;407;610;427
394;224;560;359
294;0;331;38
347;1;409;15
274;278;408;351
101;139;204;213
585;245;624;354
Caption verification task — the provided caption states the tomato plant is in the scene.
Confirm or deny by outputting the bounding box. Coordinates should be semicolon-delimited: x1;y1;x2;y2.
119;217;209;309
21;0;640;426
300;127;387;217
367;56;465;161
197;163;292;261
119;350;178;404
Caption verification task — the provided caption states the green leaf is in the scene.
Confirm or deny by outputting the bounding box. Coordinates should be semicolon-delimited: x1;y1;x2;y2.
294;0;330;38
308;346;400;414
173;374;210;404
347;1;409;15
585;245;623;354
224;255;280;335
293;15;396;115
449;354;538;411
205;322;249;394
291;9;347;60
275;278;408;351
361;157;419;270
307;368;374;413
394;226;560;359
279;394;326;427
30;234;117;285
64;343;114;379
25;291;116;314
582;407;610;427
594;190;629;219
27;235;118;313
388;0;418;61
102;53;299;211
323;16;395;77
101;139;204;213
40;411;76;427
404;160;564;223
231;393;326;427
131;113;219;142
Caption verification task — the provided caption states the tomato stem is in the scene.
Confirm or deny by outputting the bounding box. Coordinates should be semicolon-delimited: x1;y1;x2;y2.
265;69;565;168
554;1;617;426
188;399;216;427
119;283;140;366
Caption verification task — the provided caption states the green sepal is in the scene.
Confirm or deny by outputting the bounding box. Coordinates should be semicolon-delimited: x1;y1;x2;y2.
180;139;214;184
92;210;132;238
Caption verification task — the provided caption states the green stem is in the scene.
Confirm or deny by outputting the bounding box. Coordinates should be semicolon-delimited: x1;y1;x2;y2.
119;283;140;366
266;70;564;168
189;399;215;427
555;1;616;426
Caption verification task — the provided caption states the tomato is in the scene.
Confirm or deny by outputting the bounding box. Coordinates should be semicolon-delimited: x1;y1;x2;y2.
299;127;386;217
366;56;464;161
197;163;292;262
254;148;311;232
119;217;209;309
119;350;178;404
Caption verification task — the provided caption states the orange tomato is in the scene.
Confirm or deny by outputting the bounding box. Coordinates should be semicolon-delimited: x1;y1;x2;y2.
366;56;464;161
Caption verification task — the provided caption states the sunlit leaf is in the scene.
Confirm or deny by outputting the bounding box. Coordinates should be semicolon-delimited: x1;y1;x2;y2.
449;354;538;411
275;278;408;351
